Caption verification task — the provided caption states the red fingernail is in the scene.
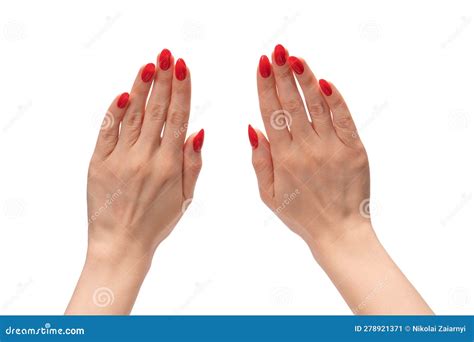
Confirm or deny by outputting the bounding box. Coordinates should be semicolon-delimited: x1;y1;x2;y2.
117;92;129;108
319;79;332;96
193;129;205;152
274;44;287;66
288;56;304;75
259;55;271;78
141;63;155;82
175;58;187;81
248;124;258;149
159;48;172;70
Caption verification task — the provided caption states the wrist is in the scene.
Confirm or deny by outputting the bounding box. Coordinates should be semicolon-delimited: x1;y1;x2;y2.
67;243;151;315
306;219;379;265
85;235;154;277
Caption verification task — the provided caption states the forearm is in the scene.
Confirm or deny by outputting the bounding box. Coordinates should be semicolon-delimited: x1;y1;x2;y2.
66;245;152;315
309;222;433;315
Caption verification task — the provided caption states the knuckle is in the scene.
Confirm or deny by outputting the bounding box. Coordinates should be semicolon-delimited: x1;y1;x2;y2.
332;97;347;112
307;102;327;119
160;159;180;178
146;102;168;122
99;130;117;147
124;110;143;129
168;108;189;126
300;73;314;87
127;159;146;177
259;84;276;103
187;159;202;174
283;98;303;115
136;163;152;178
334;115;354;129
252;157;269;173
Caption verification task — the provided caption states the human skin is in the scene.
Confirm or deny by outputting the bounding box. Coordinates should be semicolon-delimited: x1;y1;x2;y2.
249;44;433;314
66;49;204;314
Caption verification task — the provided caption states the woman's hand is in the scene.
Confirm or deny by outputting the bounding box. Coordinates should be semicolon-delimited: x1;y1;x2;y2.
250;47;369;247
66;49;204;314
250;44;432;314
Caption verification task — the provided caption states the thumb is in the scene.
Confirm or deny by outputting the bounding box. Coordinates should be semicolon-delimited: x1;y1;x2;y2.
248;124;274;205
183;129;204;200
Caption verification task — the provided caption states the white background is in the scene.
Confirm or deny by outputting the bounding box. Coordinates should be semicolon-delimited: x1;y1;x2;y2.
0;0;473;315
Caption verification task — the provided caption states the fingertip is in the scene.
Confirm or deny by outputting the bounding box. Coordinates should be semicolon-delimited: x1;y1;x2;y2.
141;63;156;82
175;58;188;81
159;48;172;71
319;79;333;96
258;55;272;78
274;44;287;66
288;56;304;75
248;124;259;149
116;92;130;109
192;128;205;152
